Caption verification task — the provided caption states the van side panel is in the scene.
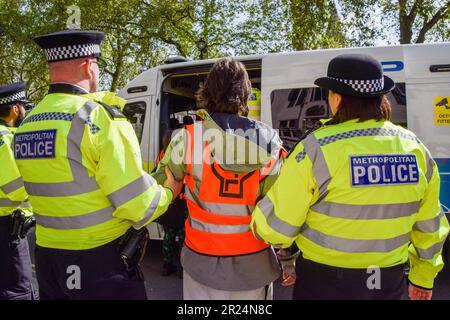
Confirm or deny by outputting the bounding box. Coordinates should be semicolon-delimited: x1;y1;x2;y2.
404;43;450;214
261;46;405;126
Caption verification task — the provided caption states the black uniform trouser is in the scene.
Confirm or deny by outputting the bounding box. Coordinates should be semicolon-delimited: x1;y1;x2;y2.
293;255;408;300
35;238;147;300
0;216;33;300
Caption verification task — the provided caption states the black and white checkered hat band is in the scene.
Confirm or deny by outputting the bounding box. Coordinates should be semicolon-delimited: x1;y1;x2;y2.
0;91;26;105
45;44;100;62
330;76;384;93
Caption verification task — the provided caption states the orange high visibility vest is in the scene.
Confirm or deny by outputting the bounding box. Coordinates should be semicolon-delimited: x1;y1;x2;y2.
156;149;165;166
183;121;277;256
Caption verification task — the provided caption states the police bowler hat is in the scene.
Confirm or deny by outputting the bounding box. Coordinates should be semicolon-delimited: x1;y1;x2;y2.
0;82;30;108
314;53;395;98
34;29;104;63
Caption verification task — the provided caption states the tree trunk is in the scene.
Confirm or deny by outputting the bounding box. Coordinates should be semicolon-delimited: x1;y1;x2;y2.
398;0;414;44
110;52;123;93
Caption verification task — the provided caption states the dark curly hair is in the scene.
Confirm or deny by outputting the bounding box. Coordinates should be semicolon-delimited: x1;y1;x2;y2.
197;58;251;116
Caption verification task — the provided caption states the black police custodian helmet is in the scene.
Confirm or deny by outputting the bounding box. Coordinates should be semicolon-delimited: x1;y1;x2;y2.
0;82;30;108
314;53;395;98
34;29;104;63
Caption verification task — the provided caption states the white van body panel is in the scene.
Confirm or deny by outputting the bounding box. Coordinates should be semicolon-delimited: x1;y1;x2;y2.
261;46;406;125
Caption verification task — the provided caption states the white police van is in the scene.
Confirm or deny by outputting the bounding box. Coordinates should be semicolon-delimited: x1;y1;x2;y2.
119;43;450;254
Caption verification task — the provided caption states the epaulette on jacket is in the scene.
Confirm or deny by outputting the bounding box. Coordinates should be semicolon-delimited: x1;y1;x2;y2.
96;101;126;119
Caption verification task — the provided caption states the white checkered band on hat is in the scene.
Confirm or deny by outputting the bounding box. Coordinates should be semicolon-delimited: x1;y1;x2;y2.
44;44;100;62
0;91;26;105
329;76;384;93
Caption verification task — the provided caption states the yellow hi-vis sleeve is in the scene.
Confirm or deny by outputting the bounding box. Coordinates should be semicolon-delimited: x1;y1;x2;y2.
152;128;189;184
251;142;316;247
408;161;450;289
0;132;28;204
94;108;172;229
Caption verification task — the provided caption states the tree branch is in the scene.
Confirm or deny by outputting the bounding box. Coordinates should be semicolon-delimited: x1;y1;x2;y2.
415;1;450;43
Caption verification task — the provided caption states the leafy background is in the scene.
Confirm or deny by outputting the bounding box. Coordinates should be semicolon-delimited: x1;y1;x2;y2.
0;0;449;100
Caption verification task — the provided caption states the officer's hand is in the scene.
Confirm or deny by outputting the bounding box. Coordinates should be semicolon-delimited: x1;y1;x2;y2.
164;166;183;200
408;284;432;300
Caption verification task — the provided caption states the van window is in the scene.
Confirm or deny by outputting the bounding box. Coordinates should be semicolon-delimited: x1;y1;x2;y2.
287;89;300;108
123;101;146;142
159;67;262;151
314;88;322;101
270;84;407;151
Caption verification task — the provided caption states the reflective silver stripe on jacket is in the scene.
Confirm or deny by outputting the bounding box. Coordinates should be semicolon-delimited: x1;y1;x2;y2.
0;199;31;208
423;145;436;183
191;121;204;194
34;206;115;229
24;101;100;196
311;201;421;220
413;211;445;233
258;196;301;238
0;130;11;137
303;134;331;201
188;216;250;234
184;187;252;217
0;130;11;148
415;239;447;260
0;177;25;194
133;186;162;229
300;224;411;253
107;174;156;208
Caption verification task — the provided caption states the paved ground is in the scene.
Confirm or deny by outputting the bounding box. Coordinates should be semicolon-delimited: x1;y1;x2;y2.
142;240;450;300
28;233;450;300
142;240;293;300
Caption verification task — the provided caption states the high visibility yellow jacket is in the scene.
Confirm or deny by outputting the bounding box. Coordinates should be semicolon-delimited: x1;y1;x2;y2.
0;122;31;217
14;84;172;250
251;119;450;289
247;88;261;121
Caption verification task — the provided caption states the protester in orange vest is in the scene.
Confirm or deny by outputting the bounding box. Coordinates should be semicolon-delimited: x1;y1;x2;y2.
153;58;288;300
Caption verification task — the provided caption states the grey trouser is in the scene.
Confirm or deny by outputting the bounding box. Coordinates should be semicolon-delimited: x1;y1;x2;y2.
183;271;273;300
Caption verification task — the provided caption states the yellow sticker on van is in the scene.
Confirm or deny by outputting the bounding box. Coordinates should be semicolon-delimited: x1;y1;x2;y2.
434;97;450;126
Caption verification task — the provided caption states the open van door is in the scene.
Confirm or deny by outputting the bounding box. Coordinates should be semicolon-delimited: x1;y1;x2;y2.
157;59;263;149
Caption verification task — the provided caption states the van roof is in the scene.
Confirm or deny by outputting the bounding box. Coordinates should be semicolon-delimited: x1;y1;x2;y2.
120;42;449;97
156;42;448;71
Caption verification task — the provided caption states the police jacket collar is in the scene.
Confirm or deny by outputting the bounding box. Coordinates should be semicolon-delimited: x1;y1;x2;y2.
0;119;11;127
48;83;89;95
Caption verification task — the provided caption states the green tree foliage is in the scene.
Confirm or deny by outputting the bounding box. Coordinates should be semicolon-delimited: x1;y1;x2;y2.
290;0;349;50
339;0;450;45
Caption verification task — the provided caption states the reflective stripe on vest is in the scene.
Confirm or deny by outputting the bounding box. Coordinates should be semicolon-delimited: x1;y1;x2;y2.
0;129;30;211
184;121;269;256
0;199;31;208
296;128;425;252
0;130;11;138
0;130;10;148
0;177;25;195
184;187;253;216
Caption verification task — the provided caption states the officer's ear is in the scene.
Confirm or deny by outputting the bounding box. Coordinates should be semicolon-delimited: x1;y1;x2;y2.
328;90;342;115
82;58;95;80
9;104;20;118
